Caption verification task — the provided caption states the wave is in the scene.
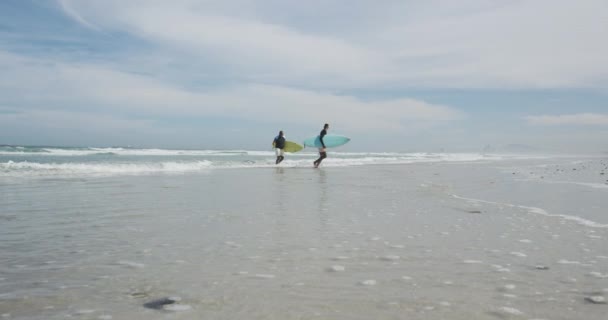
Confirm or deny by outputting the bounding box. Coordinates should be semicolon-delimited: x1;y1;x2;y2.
0;146;261;157
0;160;215;176
0;146;550;160
0;153;518;177
0;146;51;154
0;147;555;178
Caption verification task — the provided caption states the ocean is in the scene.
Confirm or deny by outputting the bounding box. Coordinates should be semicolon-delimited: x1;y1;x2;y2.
1;146;607;319
0;146;528;177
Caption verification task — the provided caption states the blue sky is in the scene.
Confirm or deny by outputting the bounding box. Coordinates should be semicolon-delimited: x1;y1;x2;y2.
1;0;607;152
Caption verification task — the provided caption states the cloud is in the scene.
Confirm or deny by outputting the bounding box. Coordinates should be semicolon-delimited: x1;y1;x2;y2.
525;113;608;126
55;0;390;89
0;50;463;133
56;0;608;89
57;0;100;31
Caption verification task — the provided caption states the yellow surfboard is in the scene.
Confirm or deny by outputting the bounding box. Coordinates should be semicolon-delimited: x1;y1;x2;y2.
272;140;304;153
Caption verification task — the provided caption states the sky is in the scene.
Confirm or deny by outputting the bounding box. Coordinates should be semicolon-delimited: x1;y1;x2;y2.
0;0;607;152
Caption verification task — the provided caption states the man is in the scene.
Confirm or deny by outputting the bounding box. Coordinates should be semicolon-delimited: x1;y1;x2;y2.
273;130;286;164
313;123;329;168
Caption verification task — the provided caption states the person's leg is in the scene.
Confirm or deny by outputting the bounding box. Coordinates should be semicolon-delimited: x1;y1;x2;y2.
313;152;326;167
277;149;285;164
318;152;327;164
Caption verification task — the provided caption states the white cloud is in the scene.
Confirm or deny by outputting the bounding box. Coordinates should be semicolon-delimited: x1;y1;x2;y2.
57;0;608;89
0;50;462;133
57;0;100;31
57;0;387;87
525;113;608;126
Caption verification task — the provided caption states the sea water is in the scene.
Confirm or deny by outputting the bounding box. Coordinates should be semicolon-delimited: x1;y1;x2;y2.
1;146;607;319
0;146;546;177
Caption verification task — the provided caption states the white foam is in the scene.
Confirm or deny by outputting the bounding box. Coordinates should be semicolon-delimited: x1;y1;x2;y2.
224;241;241;248
539;180;608;190
498;307;524;316
359;280;377;286
491;265;511;273
504;284;517;290
510;252;527;258
0;160;214;177
452;195;608;229
328;265;345;272
163;304;192;311
588;272;608;279
463;260;484;264
0;151;553;177
585;296;606;304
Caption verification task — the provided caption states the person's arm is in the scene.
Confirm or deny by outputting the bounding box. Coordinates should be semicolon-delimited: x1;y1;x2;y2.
320;130;326;149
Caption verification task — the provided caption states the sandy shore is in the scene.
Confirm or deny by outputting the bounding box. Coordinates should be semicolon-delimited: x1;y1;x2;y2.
0;157;607;319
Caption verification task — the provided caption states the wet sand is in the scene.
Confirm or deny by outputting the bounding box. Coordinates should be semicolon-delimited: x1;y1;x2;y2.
1;157;607;319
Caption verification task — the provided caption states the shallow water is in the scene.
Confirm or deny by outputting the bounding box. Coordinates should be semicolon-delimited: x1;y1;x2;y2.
1;158;607;319
0;146;551;177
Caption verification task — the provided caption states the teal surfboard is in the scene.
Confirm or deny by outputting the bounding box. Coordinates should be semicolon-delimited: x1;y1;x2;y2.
303;135;350;148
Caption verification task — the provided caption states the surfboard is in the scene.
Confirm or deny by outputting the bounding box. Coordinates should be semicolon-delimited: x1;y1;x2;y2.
272;140;304;153
303;135;350;148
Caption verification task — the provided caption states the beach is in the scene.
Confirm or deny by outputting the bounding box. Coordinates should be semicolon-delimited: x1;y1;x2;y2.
1;150;607;319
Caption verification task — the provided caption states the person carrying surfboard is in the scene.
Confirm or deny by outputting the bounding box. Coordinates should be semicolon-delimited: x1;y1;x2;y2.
313;124;329;168
273;131;286;164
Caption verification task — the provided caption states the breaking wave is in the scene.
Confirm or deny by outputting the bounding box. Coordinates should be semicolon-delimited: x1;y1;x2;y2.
0;146;551;177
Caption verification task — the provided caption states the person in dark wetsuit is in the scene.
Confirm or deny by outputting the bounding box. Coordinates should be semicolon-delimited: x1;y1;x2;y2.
273;131;286;164
313;123;329;168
